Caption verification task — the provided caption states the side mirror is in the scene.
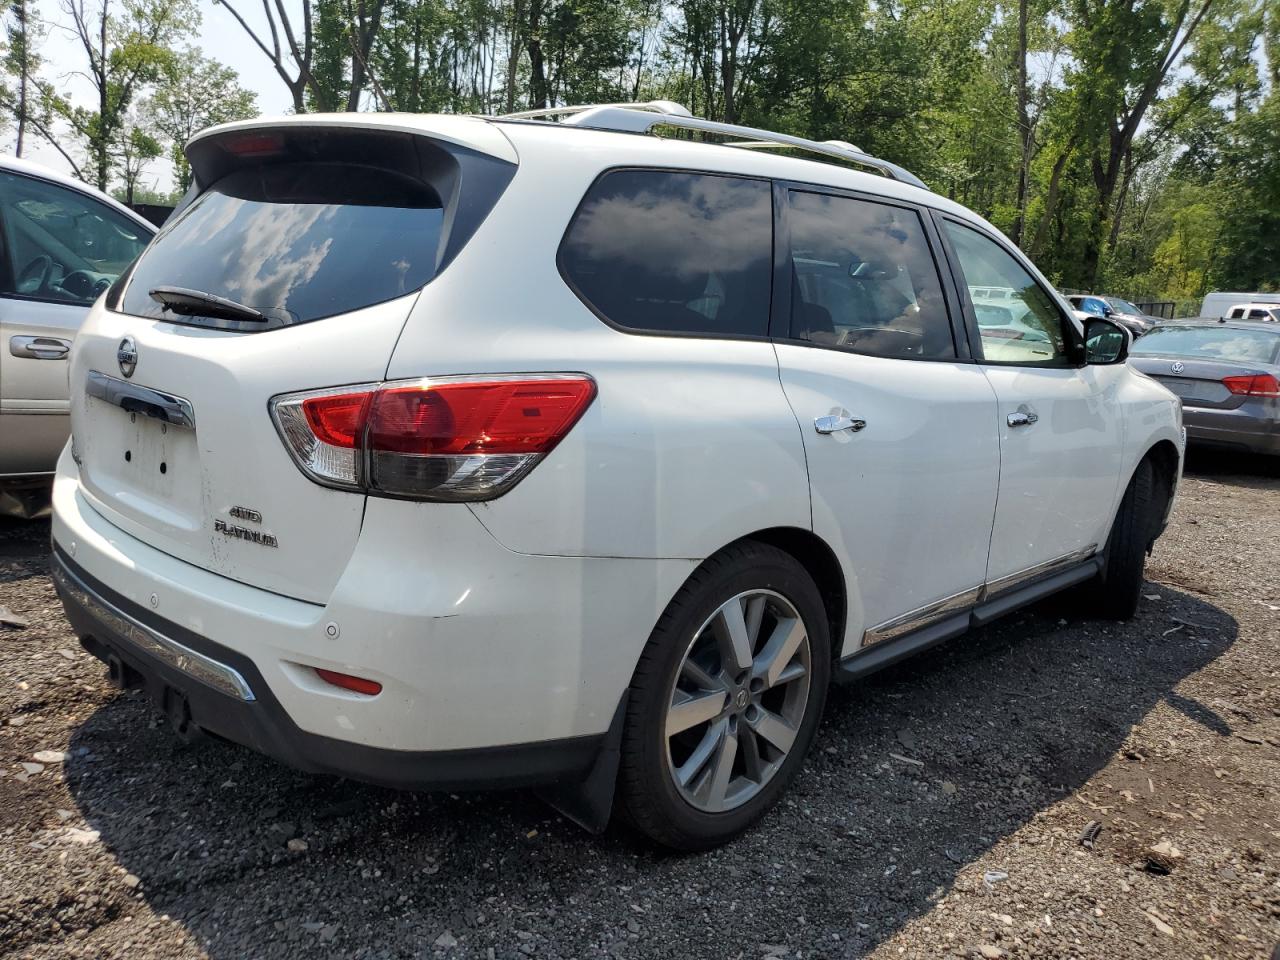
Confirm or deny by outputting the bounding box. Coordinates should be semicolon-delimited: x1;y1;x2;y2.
1084;317;1129;364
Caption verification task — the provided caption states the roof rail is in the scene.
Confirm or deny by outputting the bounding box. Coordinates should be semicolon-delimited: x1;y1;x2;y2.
495;103;928;191
498;100;692;121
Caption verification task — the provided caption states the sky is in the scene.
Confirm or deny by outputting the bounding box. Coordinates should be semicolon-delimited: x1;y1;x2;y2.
15;0;299;193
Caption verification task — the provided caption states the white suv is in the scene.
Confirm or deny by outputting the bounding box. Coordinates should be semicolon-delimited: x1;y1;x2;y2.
50;104;1184;849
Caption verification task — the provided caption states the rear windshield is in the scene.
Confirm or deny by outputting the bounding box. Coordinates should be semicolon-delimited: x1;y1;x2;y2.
121;162;443;328
1131;325;1280;364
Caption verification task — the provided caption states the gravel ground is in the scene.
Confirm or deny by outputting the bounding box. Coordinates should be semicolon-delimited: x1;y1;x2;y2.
1;450;1277;960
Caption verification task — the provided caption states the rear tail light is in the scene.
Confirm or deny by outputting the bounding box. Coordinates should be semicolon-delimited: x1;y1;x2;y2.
1222;373;1280;398
270;374;596;501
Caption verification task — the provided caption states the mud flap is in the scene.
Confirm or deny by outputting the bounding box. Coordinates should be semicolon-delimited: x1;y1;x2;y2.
535;697;626;834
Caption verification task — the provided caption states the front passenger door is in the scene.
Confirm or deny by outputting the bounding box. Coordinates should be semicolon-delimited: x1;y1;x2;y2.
774;188;1001;657
937;218;1125;589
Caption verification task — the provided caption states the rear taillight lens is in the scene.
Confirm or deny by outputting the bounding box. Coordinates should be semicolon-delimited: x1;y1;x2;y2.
270;374;596;501
1222;373;1280;398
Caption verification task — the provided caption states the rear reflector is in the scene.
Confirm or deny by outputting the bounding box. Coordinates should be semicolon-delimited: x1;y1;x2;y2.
315;668;382;696
270;374;596;501
1222;373;1280;398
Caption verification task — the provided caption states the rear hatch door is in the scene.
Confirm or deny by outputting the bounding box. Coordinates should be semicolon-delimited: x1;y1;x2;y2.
68;119;515;603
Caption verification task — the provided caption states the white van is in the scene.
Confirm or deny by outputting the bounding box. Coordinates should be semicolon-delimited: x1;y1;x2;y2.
1200;291;1280;320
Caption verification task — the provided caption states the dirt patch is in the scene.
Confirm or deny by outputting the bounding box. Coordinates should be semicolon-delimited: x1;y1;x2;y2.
1;449;1277;959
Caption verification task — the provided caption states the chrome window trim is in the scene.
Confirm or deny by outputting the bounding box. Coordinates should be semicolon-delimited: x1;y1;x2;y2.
51;554;255;702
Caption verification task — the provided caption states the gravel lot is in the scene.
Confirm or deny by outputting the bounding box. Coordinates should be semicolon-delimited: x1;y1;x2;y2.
1;451;1277;960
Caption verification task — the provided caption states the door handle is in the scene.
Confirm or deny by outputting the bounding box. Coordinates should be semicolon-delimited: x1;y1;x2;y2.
814;415;867;435
10;335;71;359
1007;411;1039;428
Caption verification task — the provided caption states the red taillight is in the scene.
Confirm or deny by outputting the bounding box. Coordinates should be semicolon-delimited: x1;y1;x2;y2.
271;375;596;501
1223;373;1280;398
315;668;382;696
367;379;596;455
302;392;371;448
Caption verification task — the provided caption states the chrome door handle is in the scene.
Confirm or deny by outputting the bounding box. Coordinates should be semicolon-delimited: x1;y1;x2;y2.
10;335;71;359
86;370;196;429
814;415;867;435
1007;411;1039;428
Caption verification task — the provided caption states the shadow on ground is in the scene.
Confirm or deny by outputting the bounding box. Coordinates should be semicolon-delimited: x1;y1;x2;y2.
51;581;1238;959
1182;447;1280;482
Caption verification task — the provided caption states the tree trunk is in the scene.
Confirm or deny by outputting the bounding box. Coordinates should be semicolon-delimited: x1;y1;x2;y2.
96;1;110;191
526;0;547;109
1010;0;1031;248
15;66;26;157
1029;140;1073;261
504;0;523;112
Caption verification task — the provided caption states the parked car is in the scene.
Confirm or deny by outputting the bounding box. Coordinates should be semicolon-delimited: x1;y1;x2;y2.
1065;293;1156;337
0;157;155;516
49;106;1184;849
1223;302;1280;322
1129;319;1280;456
1199;291;1280;320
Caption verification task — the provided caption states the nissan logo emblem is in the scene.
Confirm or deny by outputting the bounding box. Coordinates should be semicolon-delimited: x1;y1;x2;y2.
1170;361;1185;375
117;336;138;378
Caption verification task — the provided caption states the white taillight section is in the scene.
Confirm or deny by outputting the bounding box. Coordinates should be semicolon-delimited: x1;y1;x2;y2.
269;374;597;502
270;385;370;490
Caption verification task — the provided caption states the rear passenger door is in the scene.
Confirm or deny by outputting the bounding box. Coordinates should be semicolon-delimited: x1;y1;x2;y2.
935;216;1125;589
772;186;1001;657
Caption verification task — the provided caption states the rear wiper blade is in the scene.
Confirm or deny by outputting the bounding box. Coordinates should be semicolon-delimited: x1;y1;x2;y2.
149;286;267;323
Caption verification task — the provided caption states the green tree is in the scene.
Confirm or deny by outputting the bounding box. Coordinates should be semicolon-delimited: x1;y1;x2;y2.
4;0;44;156
112;112;162;203
44;0;199;190
148;49;258;190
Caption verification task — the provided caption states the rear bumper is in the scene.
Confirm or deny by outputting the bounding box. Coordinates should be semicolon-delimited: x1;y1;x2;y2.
50;446;695;769
1183;405;1280;455
53;547;601;790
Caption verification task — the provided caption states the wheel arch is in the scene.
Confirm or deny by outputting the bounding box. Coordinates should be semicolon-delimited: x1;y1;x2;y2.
721;526;847;658
1140;437;1181;532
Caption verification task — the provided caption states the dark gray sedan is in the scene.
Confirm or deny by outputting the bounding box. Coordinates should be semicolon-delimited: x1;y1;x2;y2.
1129;320;1280;456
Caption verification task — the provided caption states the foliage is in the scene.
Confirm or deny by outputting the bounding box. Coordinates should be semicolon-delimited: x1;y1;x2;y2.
0;0;1273;304
148;49;258;190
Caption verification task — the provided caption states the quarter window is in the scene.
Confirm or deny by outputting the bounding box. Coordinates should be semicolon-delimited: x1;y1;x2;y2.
942;220;1073;366
558;170;772;338
787;191;955;359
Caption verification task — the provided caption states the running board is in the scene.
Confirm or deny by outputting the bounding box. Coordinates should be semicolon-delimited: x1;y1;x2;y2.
835;556;1102;682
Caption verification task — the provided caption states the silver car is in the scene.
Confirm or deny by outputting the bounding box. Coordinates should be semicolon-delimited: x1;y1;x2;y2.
1129;319;1280;456
0;157;155;515
1066;293;1156;337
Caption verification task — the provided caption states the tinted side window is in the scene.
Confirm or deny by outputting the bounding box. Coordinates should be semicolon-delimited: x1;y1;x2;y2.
786;191;955;360
942;220;1073;367
559;170;772;337
0;173;149;305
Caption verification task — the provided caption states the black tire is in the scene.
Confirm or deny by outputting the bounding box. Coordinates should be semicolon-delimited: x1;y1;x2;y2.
1092;458;1159;620
617;540;831;850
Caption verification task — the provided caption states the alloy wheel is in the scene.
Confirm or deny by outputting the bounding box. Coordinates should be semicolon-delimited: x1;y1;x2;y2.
663;589;813;813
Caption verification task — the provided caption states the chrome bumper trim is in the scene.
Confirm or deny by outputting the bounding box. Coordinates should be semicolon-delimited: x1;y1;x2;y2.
52;554;255;702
